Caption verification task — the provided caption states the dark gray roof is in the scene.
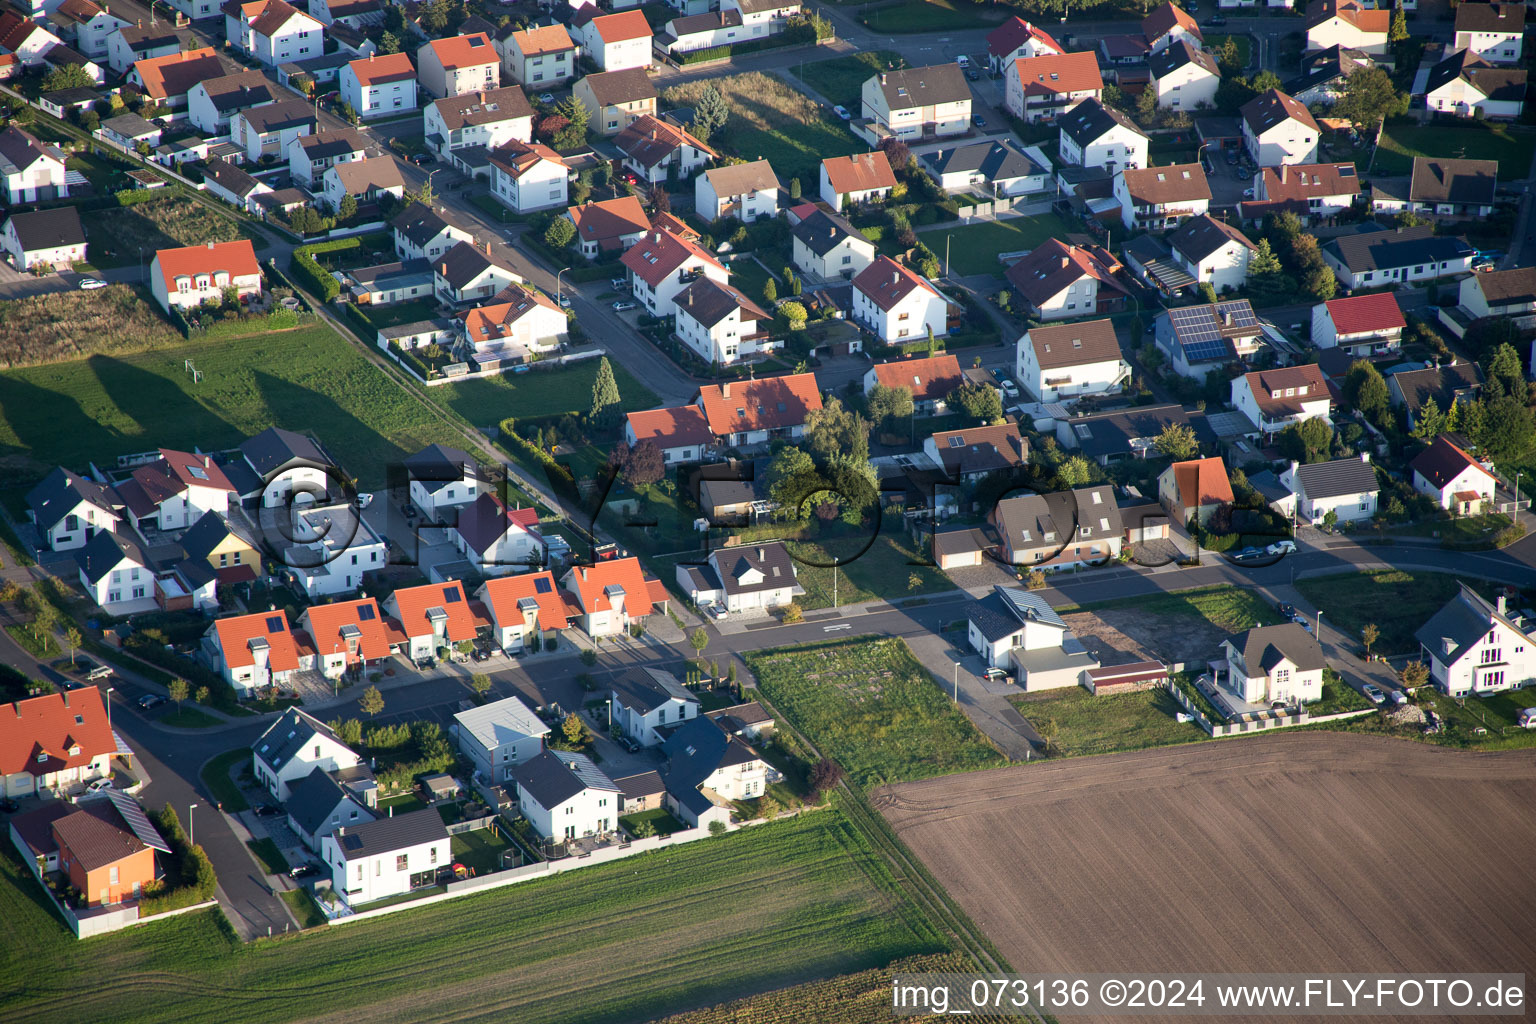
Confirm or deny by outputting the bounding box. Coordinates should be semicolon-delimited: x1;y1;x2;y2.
0;126;56;174
875;63;970;109
392;202;472;248
660;716;759;794
611;667;697;715
196;70;280;112
178;509;258;562
1062;403;1214;459
967;584;1067;642
1149;39;1218;79
331;807;447;860
286;766;359;836
1230;623;1325;675
1455;1;1524;32
297;128;369;159
40;86;101;107
101;113;161;139
922;139;1042;181
578;68;657;107
612;770;665;800
1059;97;1148;147
241;426;331;476
675;276;769;330
698;475;766;509
453;492;532;556
435;240;514;290
1425;48;1528;102
1323;225;1473;274
1284;46;1365;96
967;591;1028;643
933;525;990;559
1415;583;1520;667
1389;362;1484;417
1408;157;1497;207
253;707;350;774
1292;455;1378;500
27;466;117;530
343;259;434;290
1168;213;1255;263
203;157;265;198
237;98;314;134
405;442;481;493
791;207;866;257
710;542;796;597
74;526;150;583
510;749;618;808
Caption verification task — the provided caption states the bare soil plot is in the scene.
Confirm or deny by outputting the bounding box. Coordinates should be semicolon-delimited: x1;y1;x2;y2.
878;734;1536;1024
1054;610;1156;667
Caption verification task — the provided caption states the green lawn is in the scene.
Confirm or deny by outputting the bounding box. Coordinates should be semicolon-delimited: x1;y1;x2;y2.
1010;686;1207;758
1313;686;1536;752
791;51;905;108
1295;571;1471;656
1374;122;1536;179
5;624;57;659
245;837;289;876
158;707;222;729
1204;34;1253;68
1308;669;1374;716
619;807;686;836
377;793;428;814
1066;585;1283;634
278;887;327;929
436;359;659;428
0;323;475;490
0;812;945;1024
199;747;253;813
863;0;1008;33
358;298;442;330
934;213;1083;277
450;827;516;875
746;637;1008;787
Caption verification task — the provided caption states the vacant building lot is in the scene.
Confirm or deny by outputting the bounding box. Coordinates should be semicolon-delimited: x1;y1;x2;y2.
1058;587;1282;666
878;734;1536;1011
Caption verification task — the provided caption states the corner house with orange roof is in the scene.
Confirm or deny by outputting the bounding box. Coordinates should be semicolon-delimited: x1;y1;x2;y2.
128;47;228;111
205;608;301;696
695;372;823;447
384;579;479;662
476;569;573;652
1158;455;1235;528
297;597;391;680
1;689;116;799
620;227;727;319
149;239;262;314
560;556;669;638
851;255;955;344
624;404;713;465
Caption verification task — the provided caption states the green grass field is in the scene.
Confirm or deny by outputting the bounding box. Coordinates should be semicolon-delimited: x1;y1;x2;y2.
863;0;1007;33
1309;670;1374;716
1010;686;1207;758
1314;686;1536;751
157;707;222;729
1066;585;1283;634
199;747;253;813
1374;123;1536;179
1295;571;1471;656
357;298;442;330
278;887;327;929
436;359;659;428
0;323;472;489
1204;33;1253;68
450;827;516;875
0;812;944;1024
620;807;686;836
935;213;1083;277
746;637;1008;787
245;837;288;876
791;51;905;108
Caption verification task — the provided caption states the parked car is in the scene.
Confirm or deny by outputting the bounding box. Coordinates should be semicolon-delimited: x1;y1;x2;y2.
965;68;980;81
557;292;571;308
1266;539;1297;555
1276;602;1297;620
972;114;987;128
1388;690;1408;707
254;804;284;817
137;693;167;710
78;278;107;290
619;737;641;753
0;798;18;813
610;277;628;291
537;92;555;103
1242;187;1255;199
86;778;113;792
411;153;433;166
999;378;1021;398
832;104;851;120
1225;148;1239;165
705;603;727;622
1518;707;1536;728
612;300;637;312
1230;547;1265;561
956;54;970;67
289;863;320;880
1205;14;1227;25
1362;684;1386;705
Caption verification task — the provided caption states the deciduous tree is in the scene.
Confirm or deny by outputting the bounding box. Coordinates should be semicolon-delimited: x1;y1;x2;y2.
1155;422;1200;460
360;684;385;718
1333;67;1408;135
948;380;1004;423
804;395;871;463
168;678;188;712
544;215;576;249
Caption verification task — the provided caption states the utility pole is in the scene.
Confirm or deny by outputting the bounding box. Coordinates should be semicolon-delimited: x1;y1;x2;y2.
188;802;198;847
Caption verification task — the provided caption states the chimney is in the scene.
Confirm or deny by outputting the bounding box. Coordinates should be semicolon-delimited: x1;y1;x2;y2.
207;241;215;249
1222;311;1232;325
441;262;448;275
880;73;887;85
1497;594;1508;615
1359;452;1370;464
478;90;484;102
485;241;491;256
1060;256;1069;269
369;51;373;60
1279;166;1287;183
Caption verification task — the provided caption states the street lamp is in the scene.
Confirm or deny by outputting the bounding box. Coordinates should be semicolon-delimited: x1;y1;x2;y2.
188;802;198;847
1316;611;1324;646
953;662;959;702
105;686;113;739
555;266;569;307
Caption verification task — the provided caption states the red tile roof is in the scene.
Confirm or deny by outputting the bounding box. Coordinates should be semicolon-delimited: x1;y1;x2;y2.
1171;457;1234;508
620;228;724;289
626;405;713;449
1242;363;1330;415
1306;0;1390;34
986;16;1063;58
0;690;114;778
567;195;650;247
588;10;650;43
853;254;944;312
348;51;415;86
821;151;896;196
214;610;301;672
458;288;563;344
480;570;571;631
509;23;574;56
696;373;823;436
133;47;225;99
389;581;478;641
1260;162;1360;202
245;0;313;38
1410;435;1489;490
869;353;963;403
299;598;391;663
1013;50;1103;96
1120;162;1211;205
565;556;655;615
489;138;565;180
1323;292;1405;336
154;239;260;294
1143;1;1202;43
426;32;498;70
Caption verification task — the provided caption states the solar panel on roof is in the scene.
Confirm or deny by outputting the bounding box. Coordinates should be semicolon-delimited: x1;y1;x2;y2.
1182;339;1230;362
534;577;552;593
103;789;172;854
444;587;462;603
266;615;283;632
357;605;376;620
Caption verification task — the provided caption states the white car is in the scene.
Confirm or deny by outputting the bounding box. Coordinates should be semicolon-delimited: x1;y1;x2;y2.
956;54;970;67
612;300;637;312
537;92;555;103
1362;684;1386;705
999;378;1021;399
78;278;107;290
86;778;113;792
1266;539;1296;555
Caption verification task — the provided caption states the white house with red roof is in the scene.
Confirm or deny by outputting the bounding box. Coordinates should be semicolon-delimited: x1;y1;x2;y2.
489;138;568;213
1005;50;1103;122
458;286;567;364
207;609;302;695
620;228;728;318
1005;238;1127;322
851;255;952;343
575;10;651;72
986;16;1064;75
1305;0;1389;56
615;113;715;184
1142;2;1203;53
223;0;323;67
297;598;391;680
384;580;479;661
148;239;262;313
116;449;235;532
819;151;895;209
476;570;571;652
561;556;666;638
566;195;651;257
1251;162;1361;221
0;689;115;798
416;32;499;99
451;493;544;576
1410;435;1497;514
341;51;418;118
1311;292;1405;355
862;353;963;415
695;373;823;446
1230;364;1332;440
624;406;713;464
498;23;576;87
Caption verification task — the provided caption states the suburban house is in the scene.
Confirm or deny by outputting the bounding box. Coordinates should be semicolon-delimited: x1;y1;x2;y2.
1410;434;1497;514
1389;362;1485;430
1284;44;1371;105
921;139;1048;196
458;285;567;365
497;22;575;87
477;570;570;652
1055;403;1212;465
1158;456;1234;526
1;204;84;271
1005;49;1103;122
965;585;1099;689
1218;624;1326;705
202;159;273;214
1168;213;1256;293
449;493;544;575
384;580;479;662
99;112;163;151
863;353;963;416
510;750;619;841
1007;239;1127;322
1304;0;1389;56
284;766;375;851
1154;299;1265;379
1279;453;1378;525
106;22;181;75
128;47;228;113
1230;364;1331;441
1148;40;1220;110
673;276;775;367
695;373;823;446
405;443;488;523
620;228;728;318
0;125;67;203
991;485;1123;569
1320;225;1475;290
416;32;499;98
611;667;700;746
296;598;391;681
251;707;362;802
566;195;651;256
320;156;404;212
695;461;775;523
1458;265;1536;322
209;610;301;697
1241;88;1319;167
1115;163;1210;231
1057;98;1148;173
1016;317;1129;404
48;0;128;63
695;159;778;223
574;9;651;71
184;69;278;135
489;138;568;214
851;255;952;343
986;15;1064;76
12;791;167;909
223;0;323;66
790;206;875;281
1452;2;1523;63
674;542;801;615
25;467;121;553
73;527;188;614
321;808;450;907
923;423;1029;483
615;113;715;184
560;556;667;638
1311;292;1404;355
115;448;235;532
231;99;314;163
624;405;714;465
571;67;657;136
238;425;339;509
660;716;770;807
452;694;550;782
149;239;262;313
0;688;114;799
1416;584;1535;697
1250;162;1361;221
289;128;367;188
434;240;522;305
340;51;418;118
819;151;895;209
424;86;535;161
1143;1;1203;53
178;511;260;587
392;203;475;264
861;63;971;141
1399;157;1498;220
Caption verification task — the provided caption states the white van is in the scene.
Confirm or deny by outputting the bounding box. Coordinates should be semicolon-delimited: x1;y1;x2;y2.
1517;707;1536;729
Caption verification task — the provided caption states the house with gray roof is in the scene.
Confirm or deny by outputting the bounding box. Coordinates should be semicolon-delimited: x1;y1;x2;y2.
509;750;619;842
321;808;451;906
659;716;768;827
921;138;1048;196
790;206;876;281
252;707;363;803
1054;403;1214;465
1320;224;1474;291
1415;584;1535;697
1279;452;1378;525
964;584;1099;689
238;426;338;508
674;541;802;615
611;667;699;746
26;466;123;551
1387;360;1484;431
989;485;1122;569
285;765;376;850
1217;623;1325;706
452;693;550;783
